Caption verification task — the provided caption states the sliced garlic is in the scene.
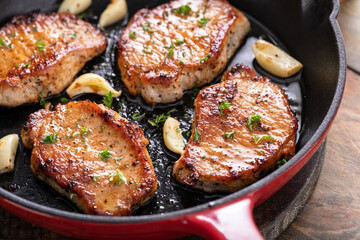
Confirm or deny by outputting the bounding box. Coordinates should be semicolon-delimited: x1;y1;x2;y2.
0;134;19;174
66;73;121;98
163;117;185;155
58;0;92;14
99;0;128;29
252;39;303;78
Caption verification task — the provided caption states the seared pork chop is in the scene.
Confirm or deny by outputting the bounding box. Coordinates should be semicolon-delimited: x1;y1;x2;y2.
0;13;106;107
173;64;298;193
21;101;157;216
117;0;250;105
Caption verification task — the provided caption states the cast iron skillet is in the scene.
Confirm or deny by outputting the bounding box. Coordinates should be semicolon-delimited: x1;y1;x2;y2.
0;0;345;239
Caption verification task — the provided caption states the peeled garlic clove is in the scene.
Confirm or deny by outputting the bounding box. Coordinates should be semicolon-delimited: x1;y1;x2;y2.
99;0;128;29
163;117;185;155
58;0;92;14
0;134;19;174
252;39;303;78
66;73;121;98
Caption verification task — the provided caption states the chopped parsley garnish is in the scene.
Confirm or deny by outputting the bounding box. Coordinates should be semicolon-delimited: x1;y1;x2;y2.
0;38;5;47
23;62;30;68
92;175;100;182
126;162;130;168
142;21;154;33
222;130;235;139
175;128;180;132
102;91;113;108
148;113;167;127
176;39;184;45
70;131;79;138
200;54;211;63
174;4;192;15
143;46;153;54
115;157;123;165
80;127;92;138
179;59;186;65
32;27;37;33
70;193;77;199
132;112;145;120
182;130;191;138
201;155;205;160
198;17;209;27
253;135;275;145
71;33;77;40
129;32;137;39
166;43;175;58
167;108;176;115
36;40;45;51
218;100;231;115
221;87;228;93
99;148;111;161
8;33;15;37
60;97;68;103
41;132;58;143
276;159;287;168
246;114;262;132
38;91;49;107
78;12;86;19
115;169;126;185
109;172;115;182
194;128;200;141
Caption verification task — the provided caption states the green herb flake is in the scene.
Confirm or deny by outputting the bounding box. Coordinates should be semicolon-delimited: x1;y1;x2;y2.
23;62;30;68
142;21;154;33
70;193;77;199
143;46;153;54
132;112;145;120
35;40;45;51
70;131;79;138
115;169;126;185
198;17;209;27
71;33;77;40
201;155;205;160
167;108;176;115
129;32;137;39
221;87;228;93
246;114;262;132
115;157;123;165
92;175;100;182
102;91;113;108
200;54;211;63
166;43;175;58
109;172;115;182
174;4;192;15
78;12;86;19
32;27;37;33
276;159;287;168
38;91;49;107
41;132;58;143
200;35;209;38
218;100;231;115
99;148;111;161
80;127;92;138
179;59;186;65
182;130;191;138
175;128;180;133
253;135;275;145
222;130;235;140
148;113;167;127
126;162;130;168
176;39;184;45
8;33;15;37
60;97;68;103
194;128;200;141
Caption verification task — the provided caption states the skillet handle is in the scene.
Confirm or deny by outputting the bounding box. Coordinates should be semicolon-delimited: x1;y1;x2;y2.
184;197;263;240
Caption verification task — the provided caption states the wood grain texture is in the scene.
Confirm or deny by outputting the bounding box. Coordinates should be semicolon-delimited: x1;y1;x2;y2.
338;0;360;73
278;69;360;240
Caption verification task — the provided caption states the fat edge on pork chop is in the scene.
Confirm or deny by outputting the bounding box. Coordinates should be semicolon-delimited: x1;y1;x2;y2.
0;12;107;107
21;101;157;216
173;64;298;193
118;0;250;105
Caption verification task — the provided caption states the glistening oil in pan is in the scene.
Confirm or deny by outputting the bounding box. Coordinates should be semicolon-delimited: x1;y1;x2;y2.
0;9;303;215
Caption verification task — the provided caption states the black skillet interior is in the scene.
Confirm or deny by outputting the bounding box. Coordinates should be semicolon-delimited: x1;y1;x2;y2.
0;0;343;217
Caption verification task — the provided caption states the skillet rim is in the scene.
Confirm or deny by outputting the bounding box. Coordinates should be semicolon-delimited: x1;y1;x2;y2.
0;0;346;225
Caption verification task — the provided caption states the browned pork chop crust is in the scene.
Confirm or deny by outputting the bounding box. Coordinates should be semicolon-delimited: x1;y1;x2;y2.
0;13;107;107
172;64;298;193
21;101;157;216
117;0;250;105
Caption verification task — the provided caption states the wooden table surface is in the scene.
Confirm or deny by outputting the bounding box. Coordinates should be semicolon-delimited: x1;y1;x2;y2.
1;1;359;240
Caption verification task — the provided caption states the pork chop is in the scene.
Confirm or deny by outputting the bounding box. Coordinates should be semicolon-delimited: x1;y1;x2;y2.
117;0;250;105
172;64;298;193
0;13;106;107
21;101;157;216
